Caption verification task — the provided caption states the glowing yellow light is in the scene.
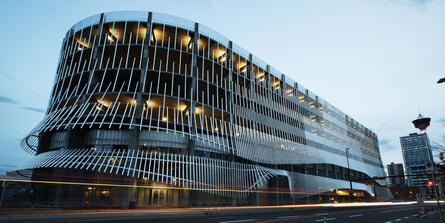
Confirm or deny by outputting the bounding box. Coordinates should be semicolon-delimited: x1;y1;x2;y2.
195;107;202;114
235;132;240;136
217;51;227;63
76;39;89;48
107;27;122;43
97;100;109;107
259;78;265;82
146;100;156;107
178;104;187;111
162;117;167;122
336;190;350;196
197;39;206;50
138;27;147;39
280;144;284;148
238;62;247;72
182;35;192;49
77;46;82;51
214;127;218;131
216;49;226;58
185;111;189;116
151;28;162;43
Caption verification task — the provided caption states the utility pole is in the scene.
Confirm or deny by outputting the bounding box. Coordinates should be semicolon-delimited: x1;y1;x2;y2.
427;152;443;223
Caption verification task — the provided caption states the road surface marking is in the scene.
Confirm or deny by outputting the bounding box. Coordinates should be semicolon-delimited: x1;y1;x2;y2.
422;212;436;217
412;214;418;217
403;216;409;219
315;217;336;221
419;211;436;218
380;207;419;213
313;212;329;216
209;216;235;220
349;214;363;218
276;215;299;219
220;219;257;223
383;221;392;223
394;219;401;222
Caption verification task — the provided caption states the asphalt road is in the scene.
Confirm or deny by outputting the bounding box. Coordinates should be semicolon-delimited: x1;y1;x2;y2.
0;203;442;223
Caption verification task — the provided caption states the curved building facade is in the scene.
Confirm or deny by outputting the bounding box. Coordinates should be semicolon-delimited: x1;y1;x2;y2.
20;11;390;208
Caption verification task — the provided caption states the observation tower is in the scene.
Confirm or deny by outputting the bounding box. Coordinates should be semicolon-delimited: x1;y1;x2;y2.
412;114;431;133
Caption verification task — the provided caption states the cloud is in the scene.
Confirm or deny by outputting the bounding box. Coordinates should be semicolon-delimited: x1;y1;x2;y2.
0;71;15;81
379;139;390;146
0;96;17;104
431;145;443;150
379;138;398;151
409;0;432;3
389;0;433;6
21;106;45;113
384;0;435;11
0;164;18;174
378;122;399;131
437;118;445;126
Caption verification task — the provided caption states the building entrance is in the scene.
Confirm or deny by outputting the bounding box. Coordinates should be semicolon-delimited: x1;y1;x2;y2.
151;189;167;207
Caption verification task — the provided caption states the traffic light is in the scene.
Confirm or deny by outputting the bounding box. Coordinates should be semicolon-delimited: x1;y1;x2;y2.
428;180;434;187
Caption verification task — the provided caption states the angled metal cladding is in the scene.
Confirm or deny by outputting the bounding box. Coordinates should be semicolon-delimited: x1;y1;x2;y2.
20;11;390;201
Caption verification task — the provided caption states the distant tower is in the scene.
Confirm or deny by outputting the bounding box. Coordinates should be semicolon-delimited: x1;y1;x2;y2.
412;114;431;133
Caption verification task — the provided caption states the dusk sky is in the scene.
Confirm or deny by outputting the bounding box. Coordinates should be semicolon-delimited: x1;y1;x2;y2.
0;0;444;174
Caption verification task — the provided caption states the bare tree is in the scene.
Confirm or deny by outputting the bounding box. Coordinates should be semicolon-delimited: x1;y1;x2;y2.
434;135;445;172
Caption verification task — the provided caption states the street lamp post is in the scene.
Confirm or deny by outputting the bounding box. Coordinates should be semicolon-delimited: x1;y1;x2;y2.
427;143;443;223
426;77;443;222
437;78;444;221
346;148;353;200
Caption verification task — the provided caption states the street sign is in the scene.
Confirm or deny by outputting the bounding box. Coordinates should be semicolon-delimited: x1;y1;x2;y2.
426;161;433;173
416;193;425;204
